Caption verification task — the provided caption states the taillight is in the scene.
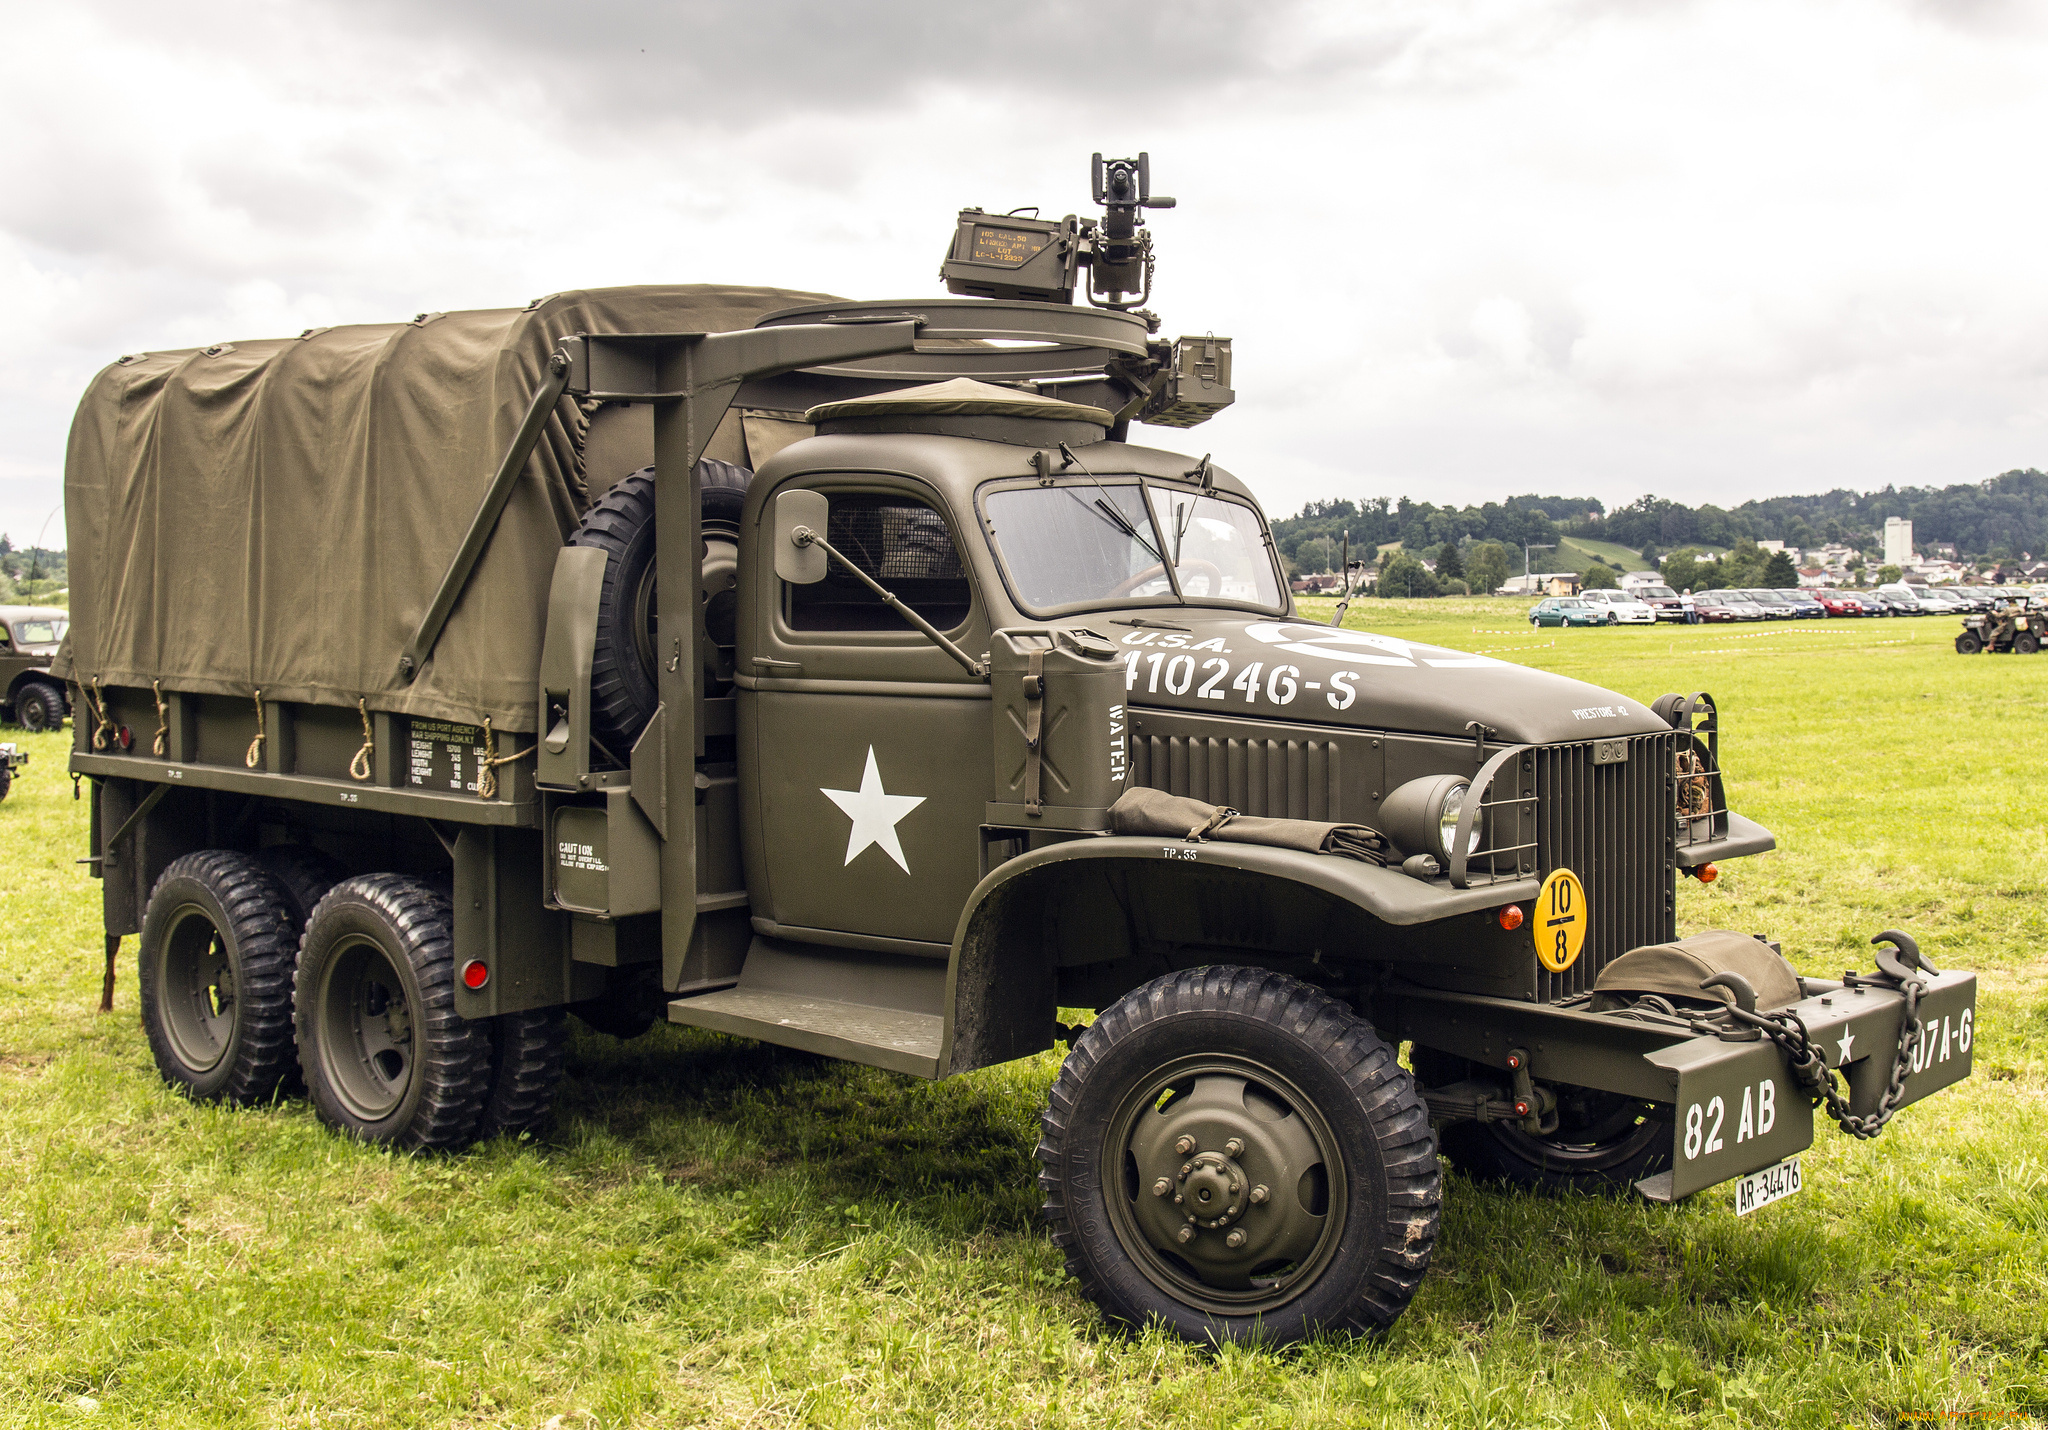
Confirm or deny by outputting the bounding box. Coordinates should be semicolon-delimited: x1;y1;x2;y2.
1497;905;1525;931
461;960;490;989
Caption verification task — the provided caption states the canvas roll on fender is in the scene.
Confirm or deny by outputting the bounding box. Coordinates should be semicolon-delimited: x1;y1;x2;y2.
937;836;1543;1076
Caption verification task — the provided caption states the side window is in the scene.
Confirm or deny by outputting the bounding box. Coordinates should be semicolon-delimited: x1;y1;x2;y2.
787;493;972;633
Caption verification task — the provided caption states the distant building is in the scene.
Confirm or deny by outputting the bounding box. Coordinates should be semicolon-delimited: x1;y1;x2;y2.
1759;540;1785;554
1884;517;1914;568
1797;566;1827;588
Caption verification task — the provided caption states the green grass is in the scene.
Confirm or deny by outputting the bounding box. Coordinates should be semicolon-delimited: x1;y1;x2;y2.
4;609;2047;1427
1555;535;1642;571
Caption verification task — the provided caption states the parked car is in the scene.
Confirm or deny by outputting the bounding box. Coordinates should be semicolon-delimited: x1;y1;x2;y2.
1621;583;1687;620
1528;597;1606;627
1692;592;1765;622
1734;589;1800;620
1869;589;1921;616
1812;590;1864;617
1774;589;1827;617
1579;590;1657;624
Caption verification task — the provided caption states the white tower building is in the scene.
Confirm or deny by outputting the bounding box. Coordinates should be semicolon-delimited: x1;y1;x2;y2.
1883;517;1914;568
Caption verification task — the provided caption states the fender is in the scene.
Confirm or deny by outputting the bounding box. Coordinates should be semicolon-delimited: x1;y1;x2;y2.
938;835;1541;1075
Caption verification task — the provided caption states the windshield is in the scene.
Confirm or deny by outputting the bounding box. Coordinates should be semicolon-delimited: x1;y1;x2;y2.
983;481;1283;612
1632;585;1677;599
11;618;63;644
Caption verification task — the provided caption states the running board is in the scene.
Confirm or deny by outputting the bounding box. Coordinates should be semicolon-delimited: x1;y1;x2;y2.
666;937;945;1078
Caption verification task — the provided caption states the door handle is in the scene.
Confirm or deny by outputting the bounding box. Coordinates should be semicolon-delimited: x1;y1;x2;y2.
751;658;803;675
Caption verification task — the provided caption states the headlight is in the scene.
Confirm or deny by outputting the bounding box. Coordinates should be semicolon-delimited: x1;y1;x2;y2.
1438;783;1476;858
1380;774;1482;863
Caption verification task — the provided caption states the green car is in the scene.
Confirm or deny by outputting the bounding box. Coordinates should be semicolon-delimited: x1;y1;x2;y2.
1529;597;1606;627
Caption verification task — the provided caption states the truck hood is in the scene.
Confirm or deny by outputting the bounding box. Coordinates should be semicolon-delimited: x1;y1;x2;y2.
1106;613;1670;745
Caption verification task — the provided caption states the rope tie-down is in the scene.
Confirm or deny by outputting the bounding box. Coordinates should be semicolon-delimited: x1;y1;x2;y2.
475;715;533;801
245;689;266;769
349;698;374;782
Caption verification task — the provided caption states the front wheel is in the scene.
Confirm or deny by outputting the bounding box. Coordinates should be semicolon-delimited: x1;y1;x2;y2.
1038;969;1439;1345
15;682;63;731
1956;633;1982;654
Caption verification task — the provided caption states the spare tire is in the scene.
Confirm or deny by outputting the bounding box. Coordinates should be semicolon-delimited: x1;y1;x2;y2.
570;460;751;755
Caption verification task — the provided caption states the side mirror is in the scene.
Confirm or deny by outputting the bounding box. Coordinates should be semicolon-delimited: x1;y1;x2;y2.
772;489;830;585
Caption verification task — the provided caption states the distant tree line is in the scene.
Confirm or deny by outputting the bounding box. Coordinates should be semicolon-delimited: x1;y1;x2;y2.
1273;470;2048;596
1581;470;2047;564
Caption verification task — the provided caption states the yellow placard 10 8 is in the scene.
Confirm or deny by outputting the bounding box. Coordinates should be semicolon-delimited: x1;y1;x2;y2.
1535;867;1588;973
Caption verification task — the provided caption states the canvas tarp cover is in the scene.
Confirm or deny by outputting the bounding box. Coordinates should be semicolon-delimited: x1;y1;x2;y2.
58;285;831;732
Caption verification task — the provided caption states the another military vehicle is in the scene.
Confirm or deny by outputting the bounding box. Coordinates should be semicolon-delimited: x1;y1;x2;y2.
59;155;1975;1346
0;742;25;802
1955;601;2040;654
0;605;70;730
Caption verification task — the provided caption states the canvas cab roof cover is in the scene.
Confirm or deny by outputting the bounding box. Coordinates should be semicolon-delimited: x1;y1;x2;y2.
58;284;831;732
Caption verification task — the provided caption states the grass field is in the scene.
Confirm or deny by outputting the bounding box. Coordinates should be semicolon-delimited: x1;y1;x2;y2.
3;605;2044;1428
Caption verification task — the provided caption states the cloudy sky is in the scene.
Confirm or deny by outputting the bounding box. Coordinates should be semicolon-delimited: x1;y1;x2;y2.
5;0;2047;544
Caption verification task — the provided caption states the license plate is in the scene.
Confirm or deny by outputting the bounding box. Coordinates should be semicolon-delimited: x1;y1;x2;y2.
1734;1157;1801;1216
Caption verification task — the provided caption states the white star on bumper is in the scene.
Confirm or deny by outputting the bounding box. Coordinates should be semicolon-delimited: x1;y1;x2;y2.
822;746;926;873
1835;1030;1856;1064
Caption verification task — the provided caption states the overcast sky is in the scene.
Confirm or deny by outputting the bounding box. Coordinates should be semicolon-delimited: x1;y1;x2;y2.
5;0;2047;545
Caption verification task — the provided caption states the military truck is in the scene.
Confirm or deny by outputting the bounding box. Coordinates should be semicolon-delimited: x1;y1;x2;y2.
59;156;1975;1346
0;604;71;730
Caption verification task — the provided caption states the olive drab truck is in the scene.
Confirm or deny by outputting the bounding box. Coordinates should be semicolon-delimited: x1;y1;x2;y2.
59;155;1977;1345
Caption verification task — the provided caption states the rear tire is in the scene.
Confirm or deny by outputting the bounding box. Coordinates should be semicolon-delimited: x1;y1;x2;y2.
1412;1048;1672;1196
476;1007;568;1140
258;844;346;933
138;851;300;1105
296;876;488;1150
15;682;63;732
1039;968;1439;1345
2017;633;2040;655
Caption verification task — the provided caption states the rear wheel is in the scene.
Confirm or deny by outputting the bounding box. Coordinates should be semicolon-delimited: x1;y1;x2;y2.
138;852;300;1104
296;876;488;1149
15;682;63;732
258;844;346;932
2017;633;2040;655
476;1007;568;1140
1039;968;1439;1345
1413;1048;1672;1196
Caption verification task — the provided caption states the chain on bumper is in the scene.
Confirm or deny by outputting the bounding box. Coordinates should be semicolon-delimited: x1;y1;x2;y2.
1709;930;1934;1141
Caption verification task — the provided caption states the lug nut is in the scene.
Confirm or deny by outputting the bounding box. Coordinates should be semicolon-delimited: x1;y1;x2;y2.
1223;1137;1244;1158
1152;1178;1171;1197
1174;1193;1183;1204
1249;1184;1269;1204
1226;1230;1246;1249
1174;1135;1197;1155
1177;1226;1195;1244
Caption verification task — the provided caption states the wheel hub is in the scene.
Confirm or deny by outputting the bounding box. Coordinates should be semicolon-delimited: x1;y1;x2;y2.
1173;1150;1251;1230
1112;1060;1342;1301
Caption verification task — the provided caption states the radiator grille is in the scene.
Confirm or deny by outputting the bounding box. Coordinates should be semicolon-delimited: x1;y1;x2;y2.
1128;735;1342;821
1530;731;1679;1001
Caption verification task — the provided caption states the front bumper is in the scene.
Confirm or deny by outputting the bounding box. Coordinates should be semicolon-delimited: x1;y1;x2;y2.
1635;969;1976;1200
1393;968;1977;1204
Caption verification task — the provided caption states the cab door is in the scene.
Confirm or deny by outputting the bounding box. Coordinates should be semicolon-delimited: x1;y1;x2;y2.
736;474;993;950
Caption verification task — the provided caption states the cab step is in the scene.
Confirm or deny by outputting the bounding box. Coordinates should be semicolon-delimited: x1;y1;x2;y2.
665;938;945;1078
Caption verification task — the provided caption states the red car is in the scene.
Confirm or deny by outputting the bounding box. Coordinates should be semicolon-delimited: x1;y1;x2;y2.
1813;590;1865;617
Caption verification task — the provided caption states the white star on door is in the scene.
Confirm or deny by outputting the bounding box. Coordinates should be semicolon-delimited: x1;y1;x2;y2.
821;746;926;873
